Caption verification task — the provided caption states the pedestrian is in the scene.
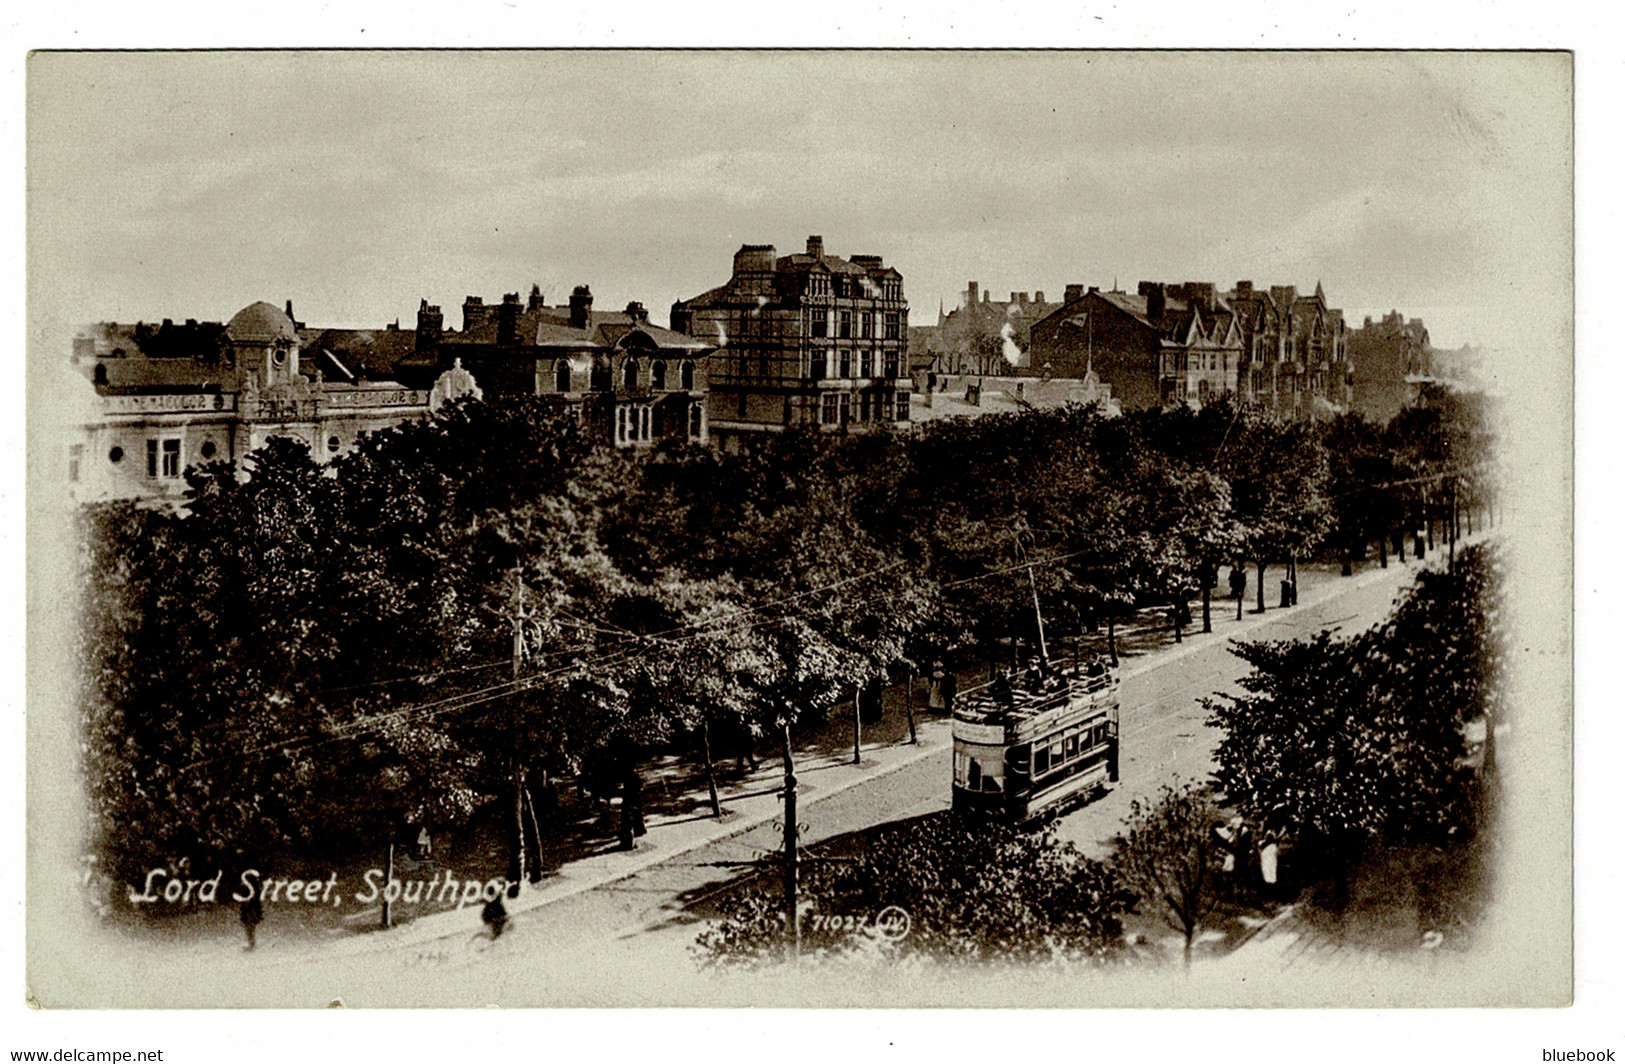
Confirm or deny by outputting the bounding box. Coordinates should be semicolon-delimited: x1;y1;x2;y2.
618;764;646;850
481;893;508;939
239;889;263;951
940;669;958;712
416;825;433;862
927;663;945;711
1229;563;1247;620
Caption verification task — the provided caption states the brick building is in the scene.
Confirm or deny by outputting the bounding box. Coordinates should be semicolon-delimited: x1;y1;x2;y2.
669;236;911;445
405;284;713;448
1225;280;1352;416
912;281;1062;377
1028;282;1243;411
1348;310;1432;423
1029;278;1352;415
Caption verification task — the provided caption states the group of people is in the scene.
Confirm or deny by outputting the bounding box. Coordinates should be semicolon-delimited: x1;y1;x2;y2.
1211;814;1287;899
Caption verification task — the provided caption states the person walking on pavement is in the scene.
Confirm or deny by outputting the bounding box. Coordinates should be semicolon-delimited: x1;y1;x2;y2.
239;888;263;951
481;893;508;939
1229;563;1247;621
618;759;647;851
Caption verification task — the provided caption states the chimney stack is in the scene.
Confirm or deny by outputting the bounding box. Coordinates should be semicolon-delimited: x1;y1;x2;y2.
624;300;649;325
1064;284;1085;302
967;281;980;306
1235;280;1254;297
416;299;444;352
462;296;489;333
498;292;521;345
1140;282;1166;320
807;235;824;259
1035;291;1045;304
569;285;594;330
528;284;544;312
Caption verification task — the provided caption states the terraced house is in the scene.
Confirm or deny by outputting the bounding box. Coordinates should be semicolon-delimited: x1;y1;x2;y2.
403;284;713;448
670;235;911;446
1028;279;1352;415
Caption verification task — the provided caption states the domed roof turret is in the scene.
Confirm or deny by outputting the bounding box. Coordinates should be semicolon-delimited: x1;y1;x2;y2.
226;301;299;345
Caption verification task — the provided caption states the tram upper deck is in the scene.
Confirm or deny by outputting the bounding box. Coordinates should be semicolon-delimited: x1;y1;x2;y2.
951;665;1119;746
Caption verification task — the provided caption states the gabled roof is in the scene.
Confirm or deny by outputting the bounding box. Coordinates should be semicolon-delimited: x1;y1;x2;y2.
597;322;711;352
298;327;418;379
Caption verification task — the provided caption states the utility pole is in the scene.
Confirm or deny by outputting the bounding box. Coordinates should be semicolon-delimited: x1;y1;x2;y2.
852;683;862;765
781;723;800;959
508;568;527;899
380;842;394;929
905;667;917;744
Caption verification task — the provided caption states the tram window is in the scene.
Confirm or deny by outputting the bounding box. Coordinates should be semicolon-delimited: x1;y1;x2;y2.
1095;724;1110;747
983;774;1002;793
967;759;982;791
1050;740;1063;763
1034;747;1051;774
1065;734;1079;760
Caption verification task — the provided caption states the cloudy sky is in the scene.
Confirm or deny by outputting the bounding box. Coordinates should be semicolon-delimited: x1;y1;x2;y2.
29;50;1569;349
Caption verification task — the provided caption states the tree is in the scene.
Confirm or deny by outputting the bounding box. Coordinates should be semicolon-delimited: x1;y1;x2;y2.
696;814;1136;967
1205;545;1502;906
1111;780;1224;967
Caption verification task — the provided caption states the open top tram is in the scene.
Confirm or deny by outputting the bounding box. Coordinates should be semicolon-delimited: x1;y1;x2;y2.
951;661;1120;823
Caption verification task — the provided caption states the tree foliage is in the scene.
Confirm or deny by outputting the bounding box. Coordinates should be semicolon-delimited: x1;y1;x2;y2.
696;814;1136;967
1206;543;1504;873
80;388;1497;884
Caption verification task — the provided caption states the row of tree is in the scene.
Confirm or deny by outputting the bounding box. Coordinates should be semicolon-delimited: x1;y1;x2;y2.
79;387;1496;886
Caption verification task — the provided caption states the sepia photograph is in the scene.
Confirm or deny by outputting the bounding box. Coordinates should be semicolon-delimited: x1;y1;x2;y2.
16;29;1588;1046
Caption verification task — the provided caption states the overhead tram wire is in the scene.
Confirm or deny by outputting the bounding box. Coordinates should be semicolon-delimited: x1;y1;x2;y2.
176;546;1094;776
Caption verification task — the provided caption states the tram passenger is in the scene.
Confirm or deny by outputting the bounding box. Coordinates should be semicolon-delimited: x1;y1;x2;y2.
1023;658;1045;688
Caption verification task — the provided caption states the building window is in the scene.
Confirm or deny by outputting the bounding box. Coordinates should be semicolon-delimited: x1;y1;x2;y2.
68;444;82;483
838;311;852;339
623;359;639;391
272;348;287;368
860;312;873;339
640;405;652;442
858;350;871;379
821;393;840;426
884;351;899;378
328;435;341;454
839;349;851;378
201;440;217;459
148;437;181;479
108;446;123;464
556;360;572;392
810;312;827;339
93;364;107;386
884;311;900;340
680;361;696;391
615;406;629;446
894;393;910;422
651;360;667;390
688;403;703;439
